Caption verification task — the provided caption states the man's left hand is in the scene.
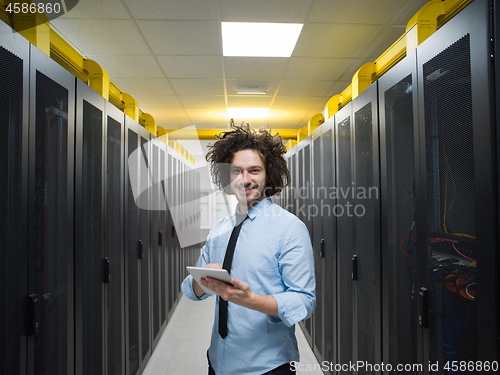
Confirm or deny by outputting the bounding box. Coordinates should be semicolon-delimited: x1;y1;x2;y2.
200;277;278;317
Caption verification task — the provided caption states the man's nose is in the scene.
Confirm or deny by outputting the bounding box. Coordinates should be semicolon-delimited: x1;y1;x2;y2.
241;171;251;185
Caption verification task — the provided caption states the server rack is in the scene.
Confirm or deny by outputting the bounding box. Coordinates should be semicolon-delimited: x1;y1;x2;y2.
320;118;337;372
105;101;126;375
311;126;325;362
124;118;152;375
28;43;76;375
352;83;381;371
335;102;355;373
157;141;169;336
0;20;30;375
415;0;498;370
379;48;420;372
74;79;106;375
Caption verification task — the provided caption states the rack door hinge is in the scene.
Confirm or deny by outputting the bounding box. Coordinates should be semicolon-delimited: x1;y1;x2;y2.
27;294;38;336
138;240;143;259
419;287;429;328
103;257;110;283
352;255;358;280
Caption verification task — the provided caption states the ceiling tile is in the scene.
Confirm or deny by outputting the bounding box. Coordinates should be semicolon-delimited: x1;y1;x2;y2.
278;80;336;97
224;57;288;79
112;78;175;96
338;58;369;81
391;0;431;26
157;117;193;128
137;20;221;55
225;79;280;96
325;81;352;98
292;23;384;58
124;0;218;20
226;96;273;107
50;19;150;55
157;56;223;79
284;57;356;81
132;95;182;109
220;0;314;22
59;0;129;19
169;79;224;95
357;26;406;59
85;55;164;79
308;0;408;25
271;96;324;109
178;96;226;108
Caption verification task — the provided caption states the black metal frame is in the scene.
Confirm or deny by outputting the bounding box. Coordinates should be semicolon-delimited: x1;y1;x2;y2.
378;47;420;374
351;82;382;368
320;117;337;373
74;79;107;375
334;101;355;372
416;0;499;369
0;20;30;375
28;45;76;375
105;101;126;375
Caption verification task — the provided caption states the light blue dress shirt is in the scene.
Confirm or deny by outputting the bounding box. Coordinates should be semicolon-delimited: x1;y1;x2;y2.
181;197;316;375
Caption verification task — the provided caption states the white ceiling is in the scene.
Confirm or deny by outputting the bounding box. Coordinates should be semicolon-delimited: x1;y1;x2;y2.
50;0;429;134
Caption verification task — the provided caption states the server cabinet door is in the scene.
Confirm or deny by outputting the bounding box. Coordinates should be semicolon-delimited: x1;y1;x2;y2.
158;146;168;329
352;83;381;371
124;119;152;375
417;0;498;369
28;45;76;375
378;50;420;372
105;102;126;375
150;140;161;348
138;129;152;368
167;151;175;314
74;80;106;375
334;102;354;372
0;21;30;375
311;129;324;360
321;118;337;370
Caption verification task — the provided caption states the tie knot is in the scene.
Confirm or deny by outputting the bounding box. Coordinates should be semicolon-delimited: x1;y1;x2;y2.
235;213;247;226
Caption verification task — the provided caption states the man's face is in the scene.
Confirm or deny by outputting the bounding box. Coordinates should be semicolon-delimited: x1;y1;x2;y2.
229;149;267;210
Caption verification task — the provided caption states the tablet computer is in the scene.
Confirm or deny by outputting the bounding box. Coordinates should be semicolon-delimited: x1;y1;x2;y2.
186;266;232;295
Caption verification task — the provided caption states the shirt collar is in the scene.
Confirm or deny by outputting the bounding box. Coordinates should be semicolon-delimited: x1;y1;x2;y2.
233;197;271;222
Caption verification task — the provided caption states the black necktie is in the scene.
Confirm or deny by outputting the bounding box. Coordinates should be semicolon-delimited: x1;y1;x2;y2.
218;212;247;339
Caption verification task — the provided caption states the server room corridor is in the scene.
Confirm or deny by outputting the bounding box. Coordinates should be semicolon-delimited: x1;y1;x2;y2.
2;0;500;374
142;296;324;375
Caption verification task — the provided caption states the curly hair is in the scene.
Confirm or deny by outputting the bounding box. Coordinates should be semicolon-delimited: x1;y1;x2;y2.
206;123;290;197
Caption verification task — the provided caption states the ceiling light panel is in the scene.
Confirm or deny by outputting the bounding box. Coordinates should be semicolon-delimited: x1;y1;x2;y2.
221;22;303;57
227;108;270;119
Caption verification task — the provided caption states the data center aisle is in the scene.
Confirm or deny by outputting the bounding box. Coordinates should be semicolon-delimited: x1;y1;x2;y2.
143;294;324;375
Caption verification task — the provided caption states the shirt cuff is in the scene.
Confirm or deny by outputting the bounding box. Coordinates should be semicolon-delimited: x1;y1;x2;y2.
181;275;210;301
273;292;309;327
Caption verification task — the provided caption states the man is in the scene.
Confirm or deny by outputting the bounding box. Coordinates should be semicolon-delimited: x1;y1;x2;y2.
181;124;316;375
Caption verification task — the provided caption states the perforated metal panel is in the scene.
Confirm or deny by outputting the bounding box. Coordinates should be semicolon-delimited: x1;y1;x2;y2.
354;100;378;366
160;148;167;325
0;44;24;375
127;129;140;375
382;74;419;369
33;70;70;375
322;126;336;366
140;136;151;360
151;144;160;340
423;34;478;372
312;136;323;357
336;113;354;372
81;99;103;374
106;115;123;375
